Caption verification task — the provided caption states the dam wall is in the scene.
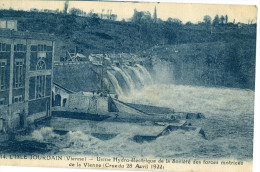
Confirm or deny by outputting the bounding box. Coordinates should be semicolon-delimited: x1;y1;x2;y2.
53;53;154;99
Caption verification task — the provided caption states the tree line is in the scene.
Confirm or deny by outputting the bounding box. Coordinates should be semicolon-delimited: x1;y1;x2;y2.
203;15;229;25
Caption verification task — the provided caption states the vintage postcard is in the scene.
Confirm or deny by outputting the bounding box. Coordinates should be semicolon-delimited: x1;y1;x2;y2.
0;0;258;172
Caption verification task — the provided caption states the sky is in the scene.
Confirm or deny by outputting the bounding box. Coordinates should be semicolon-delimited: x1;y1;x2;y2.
0;0;257;23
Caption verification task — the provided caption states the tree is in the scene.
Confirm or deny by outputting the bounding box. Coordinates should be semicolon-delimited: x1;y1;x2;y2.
63;0;69;14
140;11;152;23
185;21;192;26
101;9;105;19
131;9;152;23
213;15;220;26
69;8;84;16
110;14;117;21
220;15;225;25
86;13;100;33
167;18;182;25
203;15;211;25
162;25;177;44
30;8;39;13
131;9;142;23
55;15;76;36
163;18;183;45
225;15;228;24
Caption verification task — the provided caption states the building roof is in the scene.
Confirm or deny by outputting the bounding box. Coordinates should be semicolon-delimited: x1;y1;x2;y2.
53;63;100;93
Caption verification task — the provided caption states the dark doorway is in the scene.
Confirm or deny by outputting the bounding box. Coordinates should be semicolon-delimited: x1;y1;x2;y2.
55;94;61;106
19;110;25;128
63;98;67;107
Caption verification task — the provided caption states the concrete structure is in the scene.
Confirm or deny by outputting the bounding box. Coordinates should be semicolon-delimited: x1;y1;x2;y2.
52;83;118;114
0;21;54;132
52;82;72;107
52;62;118;114
68;92;114;114
52;63;100;108
88;53;146;67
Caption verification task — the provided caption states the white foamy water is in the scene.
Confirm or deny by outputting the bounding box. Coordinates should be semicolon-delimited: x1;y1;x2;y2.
56;130;205;158
121;84;255;117
107;71;125;96
31;127;59;142
108;65;153;96
113;66;135;90
136;64;153;85
128;66;146;87
26;84;254;160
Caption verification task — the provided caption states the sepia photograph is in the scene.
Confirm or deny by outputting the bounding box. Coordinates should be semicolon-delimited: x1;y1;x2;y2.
0;0;258;172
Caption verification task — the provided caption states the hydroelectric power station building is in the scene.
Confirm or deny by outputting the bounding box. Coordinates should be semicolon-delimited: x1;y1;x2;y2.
0;19;54;132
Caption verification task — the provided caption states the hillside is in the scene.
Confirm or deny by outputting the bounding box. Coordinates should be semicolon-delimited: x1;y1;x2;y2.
145;41;256;89
0;10;256;56
0;9;256;89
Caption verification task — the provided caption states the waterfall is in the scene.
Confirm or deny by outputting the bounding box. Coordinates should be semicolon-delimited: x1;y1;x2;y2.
122;67;136;90
107;64;153;98
136;64;153;84
107;71;124;96
113;66;135;90
128;66;146;87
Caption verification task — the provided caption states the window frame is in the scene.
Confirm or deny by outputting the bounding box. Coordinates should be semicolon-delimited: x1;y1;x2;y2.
31;44;51;52
37;44;47;52
14;59;24;88
0;59;7;90
0;43;11;52
36;75;46;99
14;44;26;52
13;95;23;103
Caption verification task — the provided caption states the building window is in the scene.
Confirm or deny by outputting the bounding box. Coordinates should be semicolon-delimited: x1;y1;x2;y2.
37;44;47;52
0;43;11;52
14;95;23;103
14;59;24;88
14;44;26;52
31;45;50;52
36;75;45;98
0;98;5;105
0;60;7;90
36;59;46;70
31;45;37;52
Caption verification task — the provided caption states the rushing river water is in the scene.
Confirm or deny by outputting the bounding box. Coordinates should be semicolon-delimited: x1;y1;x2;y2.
28;84;254;161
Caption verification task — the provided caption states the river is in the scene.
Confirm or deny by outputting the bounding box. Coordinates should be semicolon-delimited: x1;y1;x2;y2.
29;84;254;160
